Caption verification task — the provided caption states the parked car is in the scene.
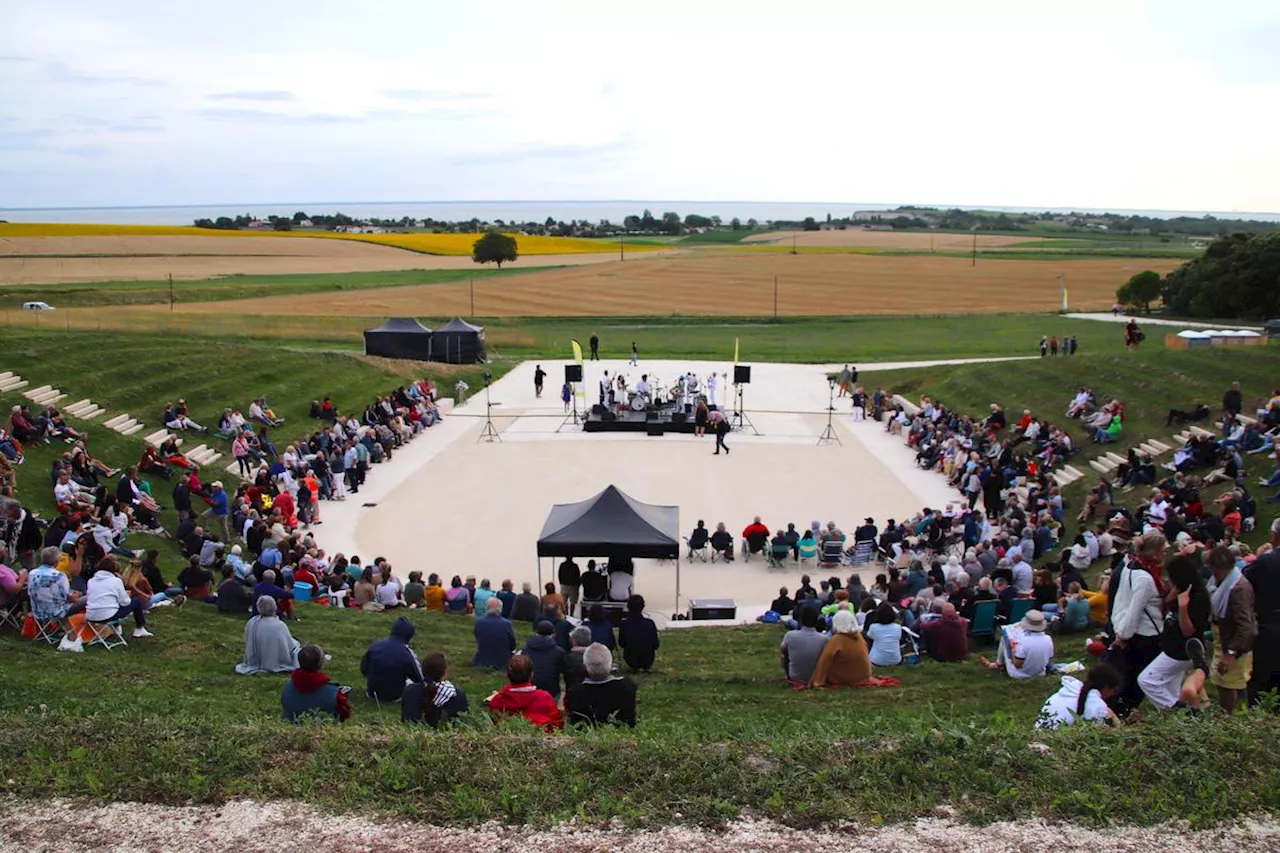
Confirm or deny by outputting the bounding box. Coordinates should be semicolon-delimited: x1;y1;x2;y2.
21;301;55;311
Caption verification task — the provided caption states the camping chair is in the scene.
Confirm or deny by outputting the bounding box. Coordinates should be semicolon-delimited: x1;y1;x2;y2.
741;531;768;562
685;529;709;562
901;627;922;662
0;597;25;633
766;541;791;570
968;599;998;641
710;538;734;563
32;613;65;646
83;618;128;652
1002;597;1034;628
846;541;876;566
798;540;818;564
819;539;844;569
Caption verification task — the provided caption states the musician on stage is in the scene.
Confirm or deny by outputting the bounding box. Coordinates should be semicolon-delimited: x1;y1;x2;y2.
707;373;718;408
635;375;652;401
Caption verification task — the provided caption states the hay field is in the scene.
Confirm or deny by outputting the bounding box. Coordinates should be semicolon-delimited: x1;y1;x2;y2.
0;236;634;283
104;252;1183;317
742;229;1049;249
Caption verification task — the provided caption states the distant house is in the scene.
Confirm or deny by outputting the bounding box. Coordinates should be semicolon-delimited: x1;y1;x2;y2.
853;210;896;221
298;219;313;228
862;224;893;231
247;219;271;229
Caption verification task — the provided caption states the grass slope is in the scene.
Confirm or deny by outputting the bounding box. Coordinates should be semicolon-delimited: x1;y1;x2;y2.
2;604;1277;827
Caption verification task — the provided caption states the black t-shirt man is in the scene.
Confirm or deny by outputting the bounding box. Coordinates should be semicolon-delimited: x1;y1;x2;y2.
558;558;581;588
534;366;546;391
581;567;607;601
1159;585;1211;660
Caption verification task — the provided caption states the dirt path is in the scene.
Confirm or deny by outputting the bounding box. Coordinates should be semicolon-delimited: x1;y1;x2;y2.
1;799;1275;853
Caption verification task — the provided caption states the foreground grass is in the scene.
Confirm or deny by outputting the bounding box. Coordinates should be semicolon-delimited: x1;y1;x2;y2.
2;604;1277;827
0;267;550;310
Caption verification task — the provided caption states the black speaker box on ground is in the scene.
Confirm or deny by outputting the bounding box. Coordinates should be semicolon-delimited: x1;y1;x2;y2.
734;365;752;384
592;403;606;415
689;599;737;620
565;364;583;383
646;423;664;436
670;412;687;423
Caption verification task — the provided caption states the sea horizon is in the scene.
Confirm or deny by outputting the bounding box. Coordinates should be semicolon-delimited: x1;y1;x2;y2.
2;199;1278;226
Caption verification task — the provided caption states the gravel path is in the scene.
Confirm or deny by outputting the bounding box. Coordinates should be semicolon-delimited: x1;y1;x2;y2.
2;799;1277;853
1063;312;1264;330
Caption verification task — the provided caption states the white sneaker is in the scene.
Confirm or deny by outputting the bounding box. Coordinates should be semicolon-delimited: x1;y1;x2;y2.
58;636;84;653
132;628;155;638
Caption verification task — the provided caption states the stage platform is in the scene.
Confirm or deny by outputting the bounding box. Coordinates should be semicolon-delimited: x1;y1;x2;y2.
583;404;701;434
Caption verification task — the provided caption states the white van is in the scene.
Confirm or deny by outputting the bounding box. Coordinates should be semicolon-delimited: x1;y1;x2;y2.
21;301;55;311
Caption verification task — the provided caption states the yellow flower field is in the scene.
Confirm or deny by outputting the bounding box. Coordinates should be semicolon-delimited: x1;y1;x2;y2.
0;222;656;256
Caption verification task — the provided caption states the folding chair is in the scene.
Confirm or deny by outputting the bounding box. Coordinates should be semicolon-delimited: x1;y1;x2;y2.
819;539;844;569
798;540;818;564
33;615;65;646
846;541;876;566
83;618;128;652
766;543;790;570
968;599;998;642
685;531;709;562
741;531;768;562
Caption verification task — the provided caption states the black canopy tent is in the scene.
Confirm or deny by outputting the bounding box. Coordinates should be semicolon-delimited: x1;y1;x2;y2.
363;317;434;361
536;485;682;612
432;317;487;364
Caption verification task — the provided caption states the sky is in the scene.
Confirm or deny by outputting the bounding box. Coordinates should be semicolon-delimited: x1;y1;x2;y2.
1;0;1279;212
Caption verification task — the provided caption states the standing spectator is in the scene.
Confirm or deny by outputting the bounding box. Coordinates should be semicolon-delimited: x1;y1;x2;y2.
472;598;516;669
533;364;546;398
618;594;660;672
1206;545;1257;714
1110;534;1168;715
558;555;581;617
565;644;638;727
201;481;232;543
781;605;830;687
1245;534;1280;707
1223;381;1243;418
712;409;730;455
1136;555;1211;710
589;333;599;360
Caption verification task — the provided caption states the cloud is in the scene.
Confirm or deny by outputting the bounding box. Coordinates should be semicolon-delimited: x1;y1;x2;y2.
0;128;57;151
194;107;359;125
207;90;300;102
0;55;33;63
379;88;490;102
107;122;166;133
365;106;503;122
59;144;110;158
44;60;164;87
453;139;633;167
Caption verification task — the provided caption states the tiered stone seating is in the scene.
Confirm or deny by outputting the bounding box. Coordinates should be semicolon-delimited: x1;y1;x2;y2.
103;413;145;437
24;385;67;407
185;444;222;467
0;372;30;393
63;399;106;420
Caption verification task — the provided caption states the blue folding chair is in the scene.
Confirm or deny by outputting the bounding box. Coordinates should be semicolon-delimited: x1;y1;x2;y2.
968;599;998;640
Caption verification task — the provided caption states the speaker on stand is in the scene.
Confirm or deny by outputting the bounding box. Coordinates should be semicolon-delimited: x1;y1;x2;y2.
557;364;586;432
731;365;759;435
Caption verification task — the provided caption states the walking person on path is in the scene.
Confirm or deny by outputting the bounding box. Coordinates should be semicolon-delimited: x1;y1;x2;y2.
630;342;638;367
711;409;730;456
533;365;546;399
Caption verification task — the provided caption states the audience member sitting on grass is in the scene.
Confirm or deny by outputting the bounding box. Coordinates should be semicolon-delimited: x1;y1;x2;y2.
564;626;593;692
235;595;300;674
217;565;253;615
9;405;49;446
1036;663;1121;729
472;597;516;670
250;397;284;427
178;555;214;602
864;603;904;667
565;644;638;728
1058;583;1092;633
980;609;1054;679
524;619;566;700
403;571;425;607
282;643;350;723
163;402;207;433
808;610;872;688
780;605;828;687
512;581;540;621
486;654;563;731
360;616;423;702
253;569;294;619
618;594;660;673
920;603;969;661
445;574;471;614
584;603;616;649
401;652;469;727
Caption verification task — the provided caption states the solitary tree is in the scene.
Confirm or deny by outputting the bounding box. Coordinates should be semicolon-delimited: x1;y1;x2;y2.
1116;270;1163;313
472;232;519;269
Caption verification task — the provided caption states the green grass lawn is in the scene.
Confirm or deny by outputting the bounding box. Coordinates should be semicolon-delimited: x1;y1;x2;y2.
2;603;1277;827
0;267;553;310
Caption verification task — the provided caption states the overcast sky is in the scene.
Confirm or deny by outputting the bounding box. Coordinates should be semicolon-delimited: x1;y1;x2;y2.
2;0;1278;212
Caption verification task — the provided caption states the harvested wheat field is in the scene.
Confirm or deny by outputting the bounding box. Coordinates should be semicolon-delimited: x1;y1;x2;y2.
0;235;632;283
742;229;1048;250
130;252;1182;318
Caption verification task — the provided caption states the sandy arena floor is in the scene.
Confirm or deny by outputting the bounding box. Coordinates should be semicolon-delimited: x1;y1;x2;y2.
314;358;1029;619
2;798;1276;853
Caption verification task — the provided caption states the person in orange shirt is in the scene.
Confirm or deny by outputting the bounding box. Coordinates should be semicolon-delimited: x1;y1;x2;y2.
424;573;447;612
541;581;565;613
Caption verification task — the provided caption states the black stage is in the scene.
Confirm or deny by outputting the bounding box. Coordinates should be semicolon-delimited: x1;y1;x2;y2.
583;401;708;434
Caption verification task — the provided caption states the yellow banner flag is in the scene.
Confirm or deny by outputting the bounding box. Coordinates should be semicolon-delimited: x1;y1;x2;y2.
571;339;583;364
734;336;739;365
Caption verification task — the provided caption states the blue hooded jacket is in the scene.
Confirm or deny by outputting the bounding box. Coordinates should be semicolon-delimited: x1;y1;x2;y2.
360;616;422;701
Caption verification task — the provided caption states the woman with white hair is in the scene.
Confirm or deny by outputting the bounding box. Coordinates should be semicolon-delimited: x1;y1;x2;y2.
808;610;873;688
235;595;301;674
564;643;637;728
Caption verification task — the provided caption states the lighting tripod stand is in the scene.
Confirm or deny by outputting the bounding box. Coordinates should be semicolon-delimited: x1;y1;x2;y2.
817;378;841;446
477;372;502;443
731;383;759;435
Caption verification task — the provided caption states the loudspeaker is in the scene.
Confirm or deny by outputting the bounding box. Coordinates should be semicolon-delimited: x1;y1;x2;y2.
601;410;617;422
689;599;737;620
670;412;687;424
646;423;664;436
565;364;583;383
646;411;659;422
591;403;606;415
734;365;751;384
684;403;693;415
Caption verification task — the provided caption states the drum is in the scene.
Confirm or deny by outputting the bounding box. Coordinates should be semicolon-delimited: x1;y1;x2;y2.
630;393;647;411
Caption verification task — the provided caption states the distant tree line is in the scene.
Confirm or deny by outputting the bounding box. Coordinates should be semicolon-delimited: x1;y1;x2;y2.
1159;231;1280;319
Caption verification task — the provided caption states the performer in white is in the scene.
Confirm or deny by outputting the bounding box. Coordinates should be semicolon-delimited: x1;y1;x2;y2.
635;375;652;399
599;370;610;405
707;372;718;408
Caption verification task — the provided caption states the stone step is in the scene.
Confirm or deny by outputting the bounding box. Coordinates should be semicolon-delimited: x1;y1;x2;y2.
1147;439;1172;453
103;413;131;429
144;429;172;447
1138;443;1163;457
1051;470;1077;487
63;399;94;416
23;385;52;400
1091;457;1117;471
1239;414;1257;426
120;423;145;437
1062;464;1085;481
1189;426;1216;439
1104;452;1126;465
1089;460;1112;474
202;452;223;466
73;405;105;420
0;372;13;382
31;391;67;406
1176;431;1193;444
0;378;28;392
225;460;250;479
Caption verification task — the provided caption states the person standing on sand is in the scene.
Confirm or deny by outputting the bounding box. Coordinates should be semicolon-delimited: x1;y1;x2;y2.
630;342;638;367
589;334;599;360
533;365;546;399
